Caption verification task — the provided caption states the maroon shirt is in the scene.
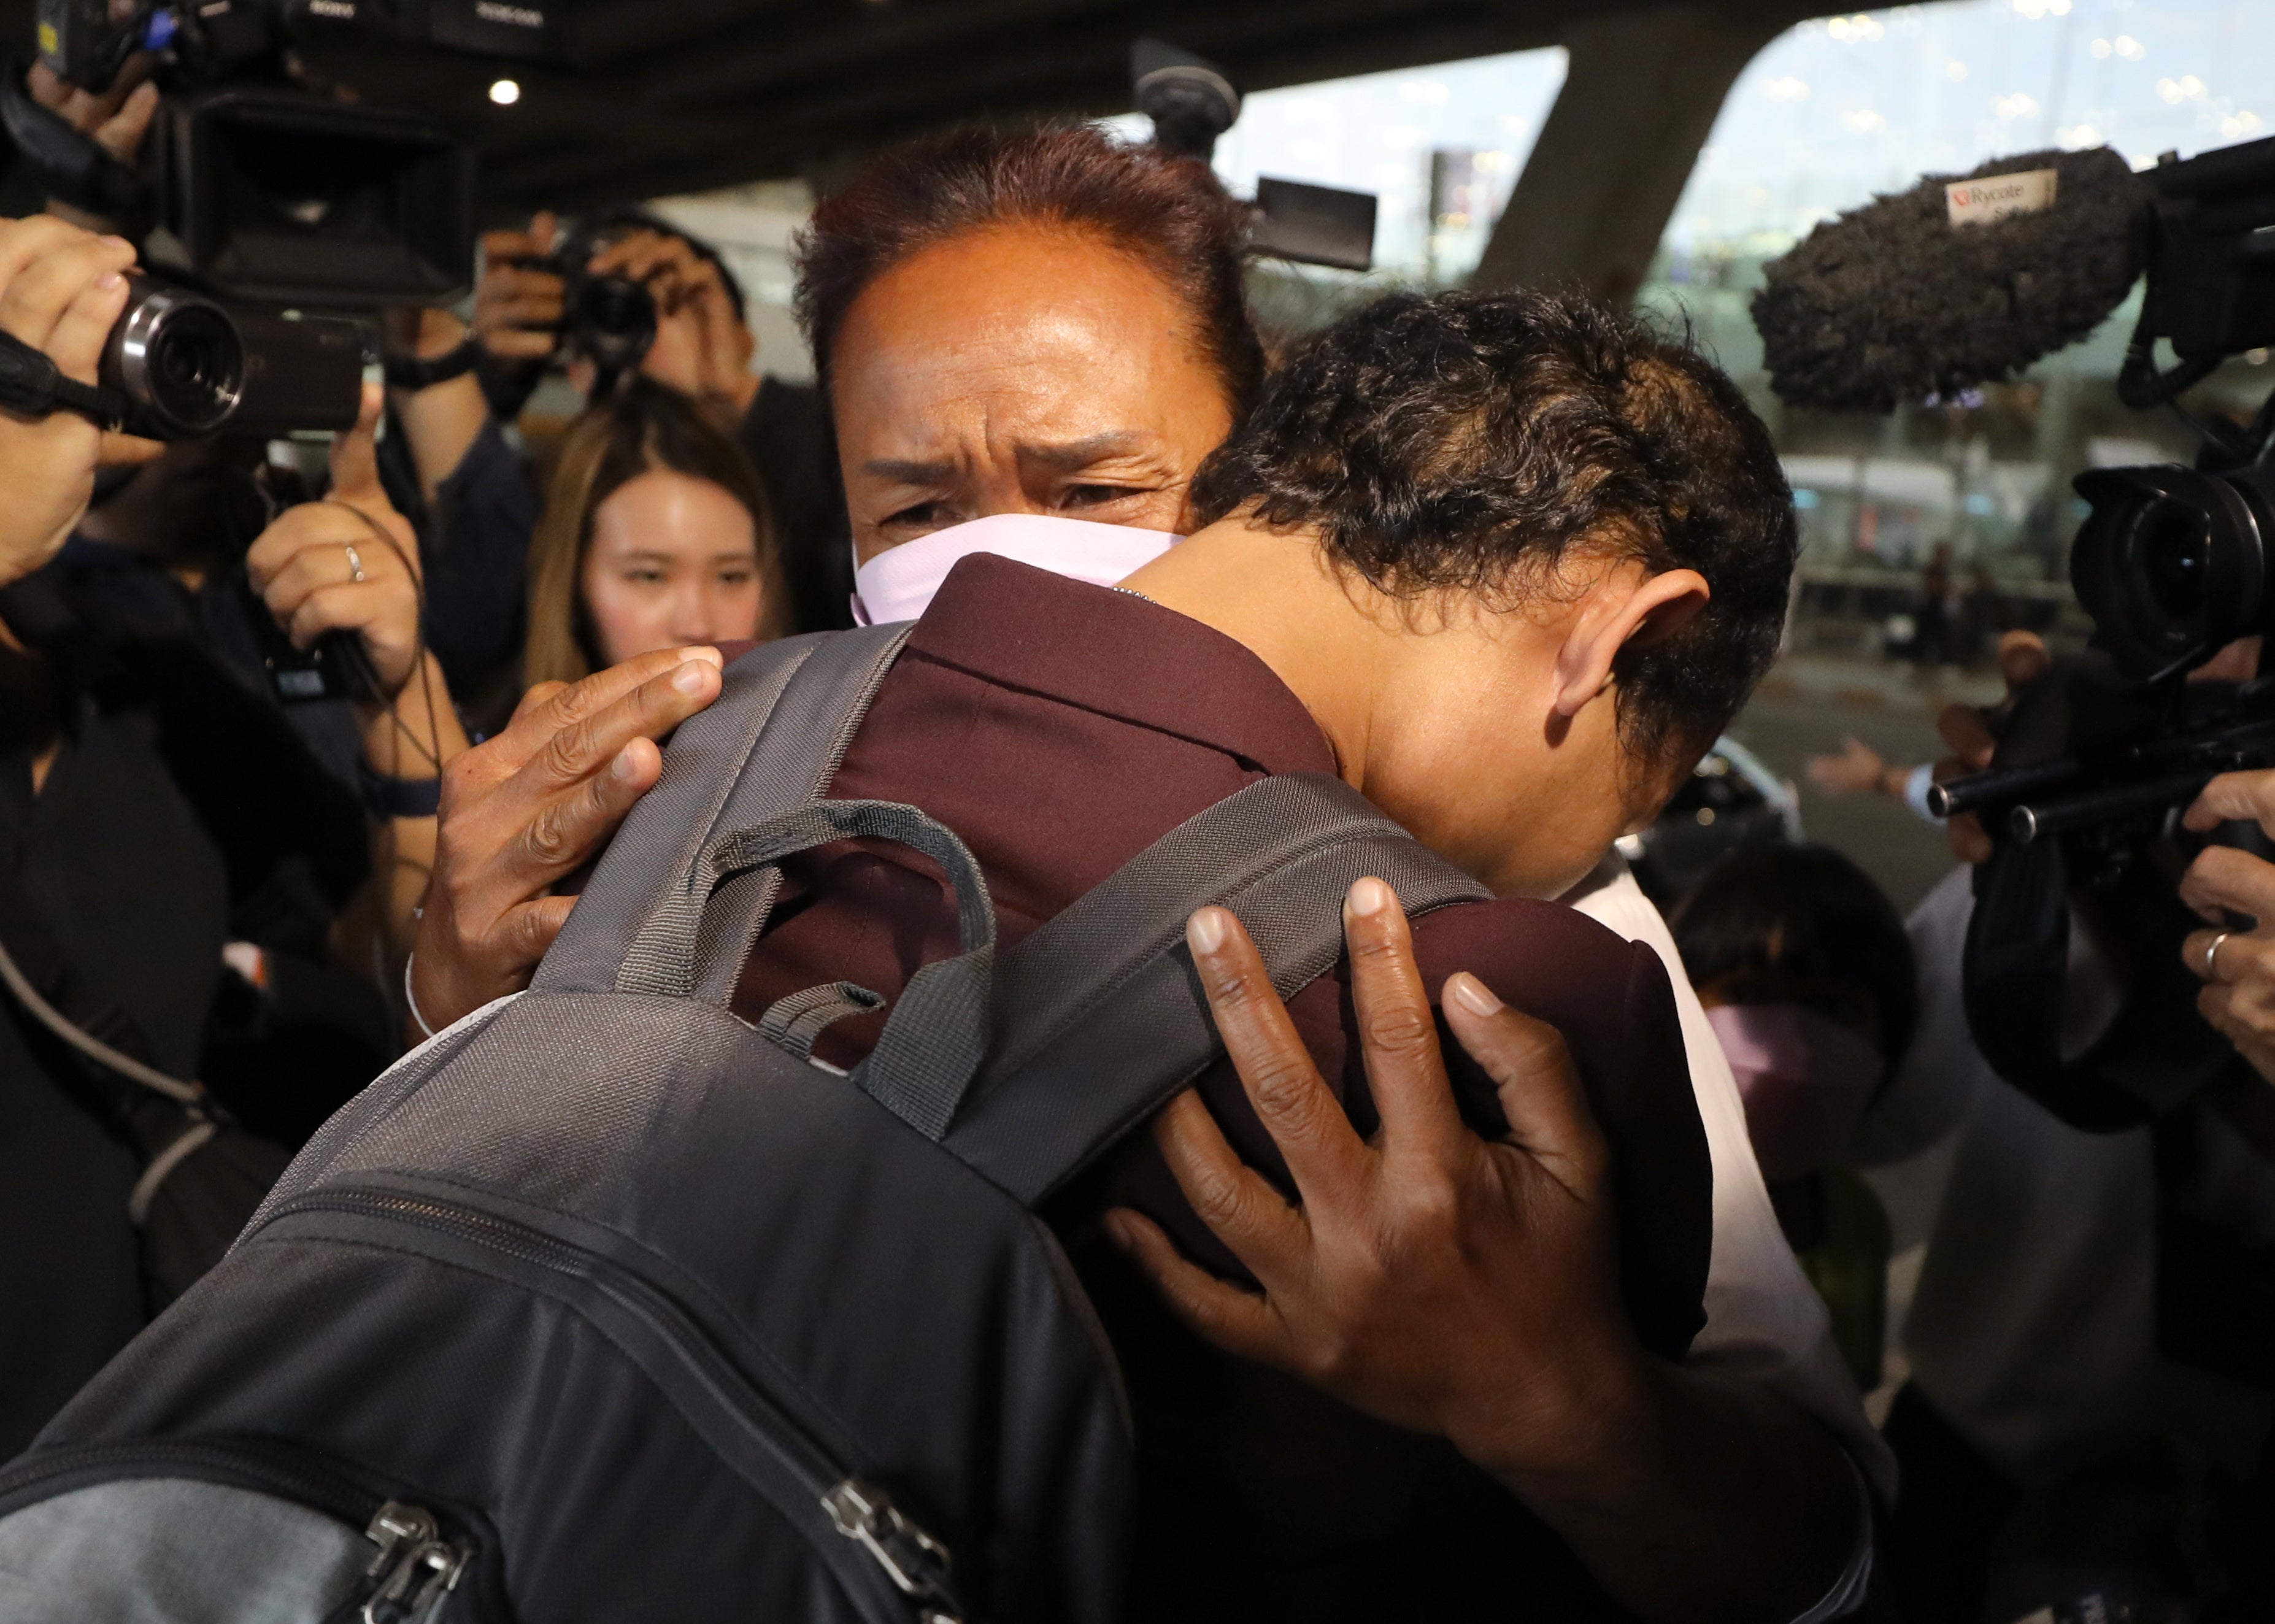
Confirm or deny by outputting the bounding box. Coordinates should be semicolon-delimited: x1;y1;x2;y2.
728;556;1709;1619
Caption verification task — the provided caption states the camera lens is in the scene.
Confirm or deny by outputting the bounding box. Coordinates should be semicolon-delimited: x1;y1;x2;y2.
2138;498;2213;619
2073;462;2274;683
575;275;653;338
565;271;657;375
144;306;245;436
102;280;248;438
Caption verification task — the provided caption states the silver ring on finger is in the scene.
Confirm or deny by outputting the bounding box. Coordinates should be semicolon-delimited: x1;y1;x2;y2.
2205;930;2233;980
342;541;366;583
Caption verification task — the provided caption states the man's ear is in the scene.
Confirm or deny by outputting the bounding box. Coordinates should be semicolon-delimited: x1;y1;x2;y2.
1552;566;1711;718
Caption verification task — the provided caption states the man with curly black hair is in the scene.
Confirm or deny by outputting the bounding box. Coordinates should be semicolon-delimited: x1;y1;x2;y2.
1098;287;1882;1621
1188;287;1798;785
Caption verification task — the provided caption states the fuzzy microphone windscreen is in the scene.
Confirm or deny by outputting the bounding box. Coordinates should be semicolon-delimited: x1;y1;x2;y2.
1750;147;2150;414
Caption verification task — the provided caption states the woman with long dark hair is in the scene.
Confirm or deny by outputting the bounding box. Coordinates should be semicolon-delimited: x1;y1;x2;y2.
523;379;790;689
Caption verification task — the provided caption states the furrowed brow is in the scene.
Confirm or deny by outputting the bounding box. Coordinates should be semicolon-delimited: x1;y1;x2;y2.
862;456;958;485
1015;432;1150;475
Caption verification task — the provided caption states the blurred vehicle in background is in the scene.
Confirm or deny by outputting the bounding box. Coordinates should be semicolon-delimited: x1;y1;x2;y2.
1622;734;1803;906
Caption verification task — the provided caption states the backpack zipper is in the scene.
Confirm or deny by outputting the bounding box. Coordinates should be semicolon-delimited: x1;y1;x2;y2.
355;1499;473;1624
250;1183;965;1624
0;1436;480;1624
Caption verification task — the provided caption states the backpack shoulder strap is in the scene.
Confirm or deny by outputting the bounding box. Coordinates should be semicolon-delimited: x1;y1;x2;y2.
940;772;1489;1205
533;625;912;1000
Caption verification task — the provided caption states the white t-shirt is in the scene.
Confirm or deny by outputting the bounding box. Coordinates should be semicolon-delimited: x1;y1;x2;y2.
1565;854;1895;1496
1565;855;1884;1622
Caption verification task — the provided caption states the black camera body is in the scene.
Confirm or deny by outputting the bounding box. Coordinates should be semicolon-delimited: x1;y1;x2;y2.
1935;136;2275;1132
2120;134;2275;407
544;248;658;385
514;215;694;393
37;0;547;97
28;0;490;311
1949;661;2275;1129
6;0;541;438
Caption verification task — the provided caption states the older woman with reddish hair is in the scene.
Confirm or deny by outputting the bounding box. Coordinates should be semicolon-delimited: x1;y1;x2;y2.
388;126;1876;1623
798;123;1262;563
803;125;1265;624
415;123;1268;1025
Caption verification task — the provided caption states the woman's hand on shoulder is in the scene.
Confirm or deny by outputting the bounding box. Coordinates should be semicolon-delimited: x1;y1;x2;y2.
409;646;726;1029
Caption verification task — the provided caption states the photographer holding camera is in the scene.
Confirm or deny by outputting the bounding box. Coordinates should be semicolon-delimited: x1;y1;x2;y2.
1743;137;2275;1615
1852;639;2275;1620
0;213;469;1455
379;206;848;699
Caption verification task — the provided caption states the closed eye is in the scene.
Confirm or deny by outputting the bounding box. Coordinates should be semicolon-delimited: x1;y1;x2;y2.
883;500;955;530
1058;483;1150;510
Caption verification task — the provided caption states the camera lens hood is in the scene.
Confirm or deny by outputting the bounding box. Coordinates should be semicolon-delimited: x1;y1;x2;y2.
2072;460;2275;683
101;280;245;439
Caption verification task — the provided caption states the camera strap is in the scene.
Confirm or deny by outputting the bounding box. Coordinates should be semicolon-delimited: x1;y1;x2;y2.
0;864;176;1098
1964;836;2229;1128
0;329;131;432
380;338;480;393
1958;663;2246;1128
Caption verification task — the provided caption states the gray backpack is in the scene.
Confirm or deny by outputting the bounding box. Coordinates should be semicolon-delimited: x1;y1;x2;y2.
0;626;1493;1624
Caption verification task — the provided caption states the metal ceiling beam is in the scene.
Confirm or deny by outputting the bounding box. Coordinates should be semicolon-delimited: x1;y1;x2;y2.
639;0;1603;112
487;0;1571;206
649;0;1409;118
560;0;772;66
636;0;1127;107
0;0;1812;221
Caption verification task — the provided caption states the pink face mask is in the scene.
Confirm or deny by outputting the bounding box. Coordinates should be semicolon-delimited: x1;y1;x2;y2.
1703;1002;1884;1183
849;514;1182;626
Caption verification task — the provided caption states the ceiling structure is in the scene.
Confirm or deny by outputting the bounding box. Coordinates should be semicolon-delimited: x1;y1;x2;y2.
0;0;1820;215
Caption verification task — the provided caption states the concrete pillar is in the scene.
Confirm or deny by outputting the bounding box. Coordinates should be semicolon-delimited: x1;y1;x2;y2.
1470;1;1803;307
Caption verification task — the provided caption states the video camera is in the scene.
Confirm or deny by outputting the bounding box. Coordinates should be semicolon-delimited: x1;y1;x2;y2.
0;0;547;437
1131;38;1379;274
1890;137;2275;1128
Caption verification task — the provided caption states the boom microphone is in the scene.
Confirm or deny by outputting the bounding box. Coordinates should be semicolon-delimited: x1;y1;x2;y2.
1750;146;2149;414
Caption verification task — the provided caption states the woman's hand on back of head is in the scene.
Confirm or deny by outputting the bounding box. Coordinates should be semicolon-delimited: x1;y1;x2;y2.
409;647;726;1031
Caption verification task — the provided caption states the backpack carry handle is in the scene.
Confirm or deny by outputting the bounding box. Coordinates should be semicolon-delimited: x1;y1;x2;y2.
620;796;1001;1141
535;627;912;1002
620;798;996;1002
